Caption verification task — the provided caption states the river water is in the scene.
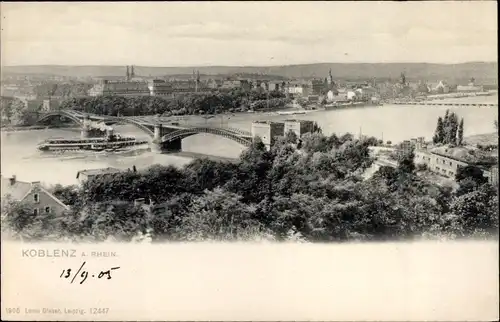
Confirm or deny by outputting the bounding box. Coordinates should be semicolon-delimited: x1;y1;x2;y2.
1;96;498;186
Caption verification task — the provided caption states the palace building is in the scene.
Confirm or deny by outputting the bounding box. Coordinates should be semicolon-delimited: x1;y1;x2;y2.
88;66;211;97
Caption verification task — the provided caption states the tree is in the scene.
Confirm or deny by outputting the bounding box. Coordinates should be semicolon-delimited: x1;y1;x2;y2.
457;118;464;146
397;151;416;174
455;165;487;184
311;121;322;134
179;188;264;241
296;97;308;108
1;197;60;241
433;117;445;144
300;132;330;154
285;130;298;144
455;165;488;196
50;184;80;206
450;184;499;236
446;112;458;145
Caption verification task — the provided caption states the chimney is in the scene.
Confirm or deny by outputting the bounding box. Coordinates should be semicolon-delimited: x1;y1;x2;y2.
9;175;16;185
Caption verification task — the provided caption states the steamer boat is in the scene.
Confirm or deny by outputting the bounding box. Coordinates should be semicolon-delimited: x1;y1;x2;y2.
37;130;148;152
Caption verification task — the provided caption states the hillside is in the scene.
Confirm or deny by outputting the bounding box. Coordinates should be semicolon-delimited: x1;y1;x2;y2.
2;62;498;83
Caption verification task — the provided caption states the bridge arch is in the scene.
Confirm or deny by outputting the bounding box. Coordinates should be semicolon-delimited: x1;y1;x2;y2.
160;127;253;147
36;111;156;137
35;111;83;126
112;117;155;137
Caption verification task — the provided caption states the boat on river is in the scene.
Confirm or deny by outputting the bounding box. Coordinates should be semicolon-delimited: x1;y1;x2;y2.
37;134;148;152
325;100;382;110
276;110;307;115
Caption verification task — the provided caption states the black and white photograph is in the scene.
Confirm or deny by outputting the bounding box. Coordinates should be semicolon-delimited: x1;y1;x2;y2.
1;2;498;321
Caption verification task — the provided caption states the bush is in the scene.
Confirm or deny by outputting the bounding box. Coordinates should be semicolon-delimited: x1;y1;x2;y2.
415;163;428;172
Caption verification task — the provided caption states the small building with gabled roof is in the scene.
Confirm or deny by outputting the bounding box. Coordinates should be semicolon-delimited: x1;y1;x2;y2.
1;175;69;217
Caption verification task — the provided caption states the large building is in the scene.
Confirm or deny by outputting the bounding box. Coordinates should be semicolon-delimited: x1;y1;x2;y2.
88;67;210;97
251;119;316;150
414;146;497;179
88;80;150;97
1;175;69;217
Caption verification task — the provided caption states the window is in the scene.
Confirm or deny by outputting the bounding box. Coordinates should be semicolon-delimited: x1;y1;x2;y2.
33;208;38;216
33;193;39;203
449;161;452;166
45;206;51;213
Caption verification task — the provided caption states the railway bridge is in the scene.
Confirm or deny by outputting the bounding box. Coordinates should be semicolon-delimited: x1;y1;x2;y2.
35;110;254;153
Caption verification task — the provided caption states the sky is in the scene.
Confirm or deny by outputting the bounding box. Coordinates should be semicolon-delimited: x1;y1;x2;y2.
1;2;497;67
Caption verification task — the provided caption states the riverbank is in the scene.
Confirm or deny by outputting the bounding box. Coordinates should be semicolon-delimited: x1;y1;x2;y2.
464;132;498;146
1;124;80;133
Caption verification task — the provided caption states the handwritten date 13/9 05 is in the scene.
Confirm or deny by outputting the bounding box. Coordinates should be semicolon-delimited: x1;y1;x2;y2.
60;262;120;284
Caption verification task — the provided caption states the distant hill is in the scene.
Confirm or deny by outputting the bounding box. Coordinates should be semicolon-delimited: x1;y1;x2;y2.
2;62;498;84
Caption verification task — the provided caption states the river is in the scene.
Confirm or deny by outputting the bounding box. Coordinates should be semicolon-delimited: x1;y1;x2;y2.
1;97;498;186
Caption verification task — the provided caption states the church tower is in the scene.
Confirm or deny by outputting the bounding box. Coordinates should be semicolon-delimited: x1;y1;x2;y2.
327;69;334;85
196;70;200;93
130;65;135;79
126;66;130;81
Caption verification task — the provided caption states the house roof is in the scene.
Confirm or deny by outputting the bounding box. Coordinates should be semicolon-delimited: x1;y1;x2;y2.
430;146;496;165
76;167;122;179
1;175;69;210
1;175;32;200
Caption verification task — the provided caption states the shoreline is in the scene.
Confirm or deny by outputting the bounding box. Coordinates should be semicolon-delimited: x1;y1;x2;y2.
1;125;80;133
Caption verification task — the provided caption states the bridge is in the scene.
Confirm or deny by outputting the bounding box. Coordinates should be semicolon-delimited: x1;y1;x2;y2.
392;101;497;108
35;110;254;153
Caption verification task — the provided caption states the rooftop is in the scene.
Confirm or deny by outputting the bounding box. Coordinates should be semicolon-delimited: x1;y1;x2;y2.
253;120;285;125
430;145;497;165
284;119;314;123
76;167;122;179
1;175;32;200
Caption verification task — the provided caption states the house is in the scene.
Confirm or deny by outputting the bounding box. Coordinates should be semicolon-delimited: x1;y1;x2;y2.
414;146;496;179
456;79;483;93
1;175;69;217
428;80;450;94
285;81;310;97
76;167;123;184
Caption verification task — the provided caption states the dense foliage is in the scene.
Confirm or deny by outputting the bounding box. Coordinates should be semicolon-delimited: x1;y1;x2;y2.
59;89;291;116
2;130;498;242
0;97;38;126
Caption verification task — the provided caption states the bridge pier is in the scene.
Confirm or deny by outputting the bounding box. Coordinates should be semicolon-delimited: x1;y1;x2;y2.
150;138;182;154
81;115;91;139
150;140;166;154
81;128;89;139
153;123;162;141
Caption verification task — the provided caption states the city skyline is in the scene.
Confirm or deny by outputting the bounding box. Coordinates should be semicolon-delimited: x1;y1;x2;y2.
1;2;497;67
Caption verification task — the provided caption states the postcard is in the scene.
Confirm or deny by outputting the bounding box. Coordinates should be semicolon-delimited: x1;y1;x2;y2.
1;1;498;321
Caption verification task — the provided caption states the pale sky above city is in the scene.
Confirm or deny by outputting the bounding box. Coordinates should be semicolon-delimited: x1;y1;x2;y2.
1;1;497;67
